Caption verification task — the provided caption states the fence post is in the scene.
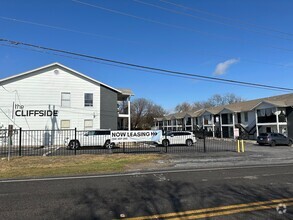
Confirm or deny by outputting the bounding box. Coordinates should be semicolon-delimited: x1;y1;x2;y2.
123;142;125;153
19;128;22;156
203;128;206;153
74;128;77;156
8;125;13;161
165;130;168;153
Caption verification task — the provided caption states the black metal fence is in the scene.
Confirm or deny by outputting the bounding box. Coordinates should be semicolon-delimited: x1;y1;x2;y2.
0;128;239;157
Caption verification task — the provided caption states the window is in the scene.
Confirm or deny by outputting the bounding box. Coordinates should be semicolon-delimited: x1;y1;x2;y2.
61;120;70;129
244;112;248;122
84;119;93;130
96;130;111;135
84;93;93;107
61;92;71;107
182;132;191;135
228;114;233;124
86;130;110;136
87;131;95;136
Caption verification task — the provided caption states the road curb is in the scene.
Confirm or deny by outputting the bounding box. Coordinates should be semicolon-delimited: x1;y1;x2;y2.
1;163;293;183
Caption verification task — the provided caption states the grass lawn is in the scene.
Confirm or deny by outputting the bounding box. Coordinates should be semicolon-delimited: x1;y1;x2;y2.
0;154;167;179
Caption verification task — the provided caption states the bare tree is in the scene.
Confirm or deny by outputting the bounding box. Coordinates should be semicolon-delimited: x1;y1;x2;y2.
175;93;245;112
192;101;213;110
175;102;193;112
207;93;245;106
207;94;226;106
131;98;166;129
223;93;245;104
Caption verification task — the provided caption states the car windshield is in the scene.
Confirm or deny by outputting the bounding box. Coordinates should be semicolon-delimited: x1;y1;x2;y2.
85;131;96;136
163;131;172;135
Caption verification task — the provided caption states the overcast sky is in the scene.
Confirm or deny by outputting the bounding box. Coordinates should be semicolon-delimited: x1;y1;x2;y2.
1;0;293;111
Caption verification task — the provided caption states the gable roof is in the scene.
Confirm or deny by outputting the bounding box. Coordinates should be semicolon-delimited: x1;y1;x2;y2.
0;62;122;94
161;93;293;120
189;109;205;117
200;106;224;115
162;111;190;120
219;93;293;112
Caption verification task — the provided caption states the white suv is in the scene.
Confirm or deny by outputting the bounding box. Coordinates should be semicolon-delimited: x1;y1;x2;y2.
68;130;115;149
158;131;197;147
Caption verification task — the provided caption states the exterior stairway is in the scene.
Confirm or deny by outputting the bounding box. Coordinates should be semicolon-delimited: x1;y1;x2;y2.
235;120;258;140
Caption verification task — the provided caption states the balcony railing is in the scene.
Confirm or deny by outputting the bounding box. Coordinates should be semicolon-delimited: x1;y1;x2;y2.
118;108;129;115
258;115;287;123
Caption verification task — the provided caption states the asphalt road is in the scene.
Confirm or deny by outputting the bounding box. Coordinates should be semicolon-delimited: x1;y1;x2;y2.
0;164;292;220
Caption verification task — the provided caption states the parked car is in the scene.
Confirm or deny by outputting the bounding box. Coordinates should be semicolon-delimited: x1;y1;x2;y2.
257;133;292;147
68;130;115;149
158;131;197;147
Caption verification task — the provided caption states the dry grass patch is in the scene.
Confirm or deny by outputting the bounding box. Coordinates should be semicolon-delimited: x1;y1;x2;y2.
0;154;167;179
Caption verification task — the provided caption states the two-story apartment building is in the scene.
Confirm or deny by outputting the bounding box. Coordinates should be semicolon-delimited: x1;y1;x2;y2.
0;63;132;131
155;93;293;139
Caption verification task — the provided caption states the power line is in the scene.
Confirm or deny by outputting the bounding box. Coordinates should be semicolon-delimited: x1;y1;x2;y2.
0;16;138;44
1;17;292;69
1;85;15;93
134;0;293;42
2;3;291;69
71;0;219;37
0;38;292;92
2;42;289;93
72;0;293;53
0;107;20;128
160;0;293;38
0;85;31;129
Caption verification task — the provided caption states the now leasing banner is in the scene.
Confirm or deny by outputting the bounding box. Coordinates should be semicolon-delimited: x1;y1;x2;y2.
110;130;162;143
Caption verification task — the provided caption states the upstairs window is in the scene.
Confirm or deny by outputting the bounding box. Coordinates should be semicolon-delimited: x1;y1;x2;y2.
84;93;93;107
61;92;71;107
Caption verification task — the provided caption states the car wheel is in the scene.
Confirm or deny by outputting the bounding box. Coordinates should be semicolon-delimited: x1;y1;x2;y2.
162;140;169;147
270;141;276;147
110;142;115;149
288;140;292;147
186;139;193;146
104;140;115;149
69;140;80;150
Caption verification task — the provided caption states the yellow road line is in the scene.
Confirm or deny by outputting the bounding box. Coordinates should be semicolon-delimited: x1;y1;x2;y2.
126;198;293;220
169;202;293;220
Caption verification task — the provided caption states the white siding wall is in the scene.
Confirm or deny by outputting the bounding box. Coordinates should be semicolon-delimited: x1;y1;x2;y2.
255;103;276;110
220;109;231;114
0;67;101;130
240;111;255;127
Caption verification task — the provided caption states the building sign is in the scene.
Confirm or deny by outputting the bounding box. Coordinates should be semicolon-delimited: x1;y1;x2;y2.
14;104;58;117
111;130;162;142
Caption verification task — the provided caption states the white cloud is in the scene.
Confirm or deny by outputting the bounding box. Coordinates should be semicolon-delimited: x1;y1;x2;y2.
213;58;239;75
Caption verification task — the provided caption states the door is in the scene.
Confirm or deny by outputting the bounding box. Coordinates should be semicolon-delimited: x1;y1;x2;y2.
168;132;177;145
237;113;241;124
